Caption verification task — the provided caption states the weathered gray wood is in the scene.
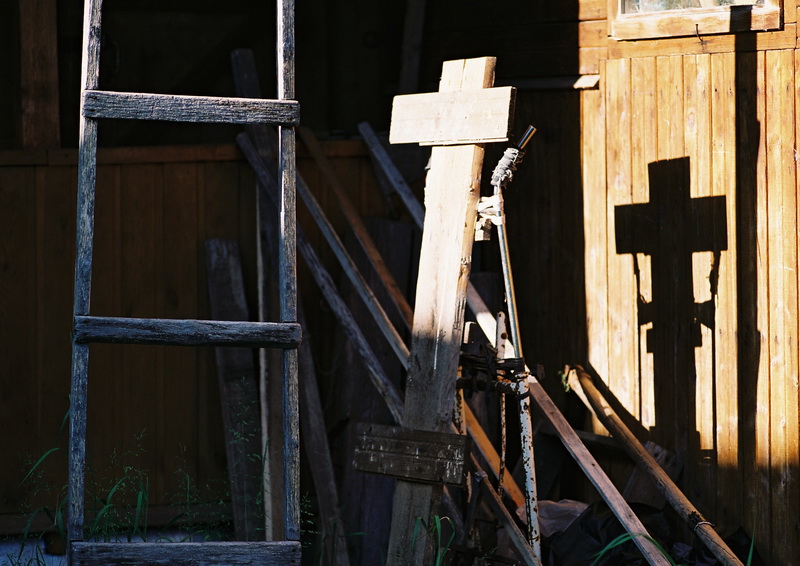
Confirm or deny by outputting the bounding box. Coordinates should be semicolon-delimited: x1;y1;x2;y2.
205;239;265;541
237;132;404;423
82;90;300;125
298;126;415;330
69;0;103;546
230;46;281;541
289;140;409;363
71;541;301;566
73;315;301;348
277;0;299;541
387;57;498;566
354;424;468;486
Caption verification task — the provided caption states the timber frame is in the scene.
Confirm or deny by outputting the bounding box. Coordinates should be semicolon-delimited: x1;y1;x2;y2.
609;0;783;39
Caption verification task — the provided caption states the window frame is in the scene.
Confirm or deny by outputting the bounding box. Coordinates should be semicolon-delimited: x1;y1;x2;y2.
609;0;783;40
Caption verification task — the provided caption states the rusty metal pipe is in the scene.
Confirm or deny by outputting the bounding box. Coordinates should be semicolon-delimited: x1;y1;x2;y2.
571;365;744;566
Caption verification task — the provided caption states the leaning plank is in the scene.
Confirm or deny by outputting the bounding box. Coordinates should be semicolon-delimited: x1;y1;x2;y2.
526;376;671;566
354;423;469;485
71;541;301;566
205;239;265;541
82;90;300;125
390;87;516;145
463;403;525;509
73;316;301;348
241;130;409;364
298;304;352;566
475;457;541;566
236;132;404;423
572;366;744;566
298;126;415;329
68;0;101;545
358;122;426;226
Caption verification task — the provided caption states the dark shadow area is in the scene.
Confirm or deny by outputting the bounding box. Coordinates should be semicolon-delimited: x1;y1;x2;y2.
615;157;727;460
732;5;764;543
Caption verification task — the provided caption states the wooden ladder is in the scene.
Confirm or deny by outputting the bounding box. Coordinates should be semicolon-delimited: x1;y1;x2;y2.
67;1;301;564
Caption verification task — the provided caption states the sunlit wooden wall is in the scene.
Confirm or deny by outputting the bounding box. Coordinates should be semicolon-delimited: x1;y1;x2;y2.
580;2;800;564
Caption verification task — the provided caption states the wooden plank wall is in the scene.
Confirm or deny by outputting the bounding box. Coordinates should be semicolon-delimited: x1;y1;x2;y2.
581;1;800;563
0;141;384;525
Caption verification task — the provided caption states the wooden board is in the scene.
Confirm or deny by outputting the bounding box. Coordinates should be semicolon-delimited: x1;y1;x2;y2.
389;86;515;146
71;541;301;565
354;423;469;485
386;57;498;566
82;90;300;125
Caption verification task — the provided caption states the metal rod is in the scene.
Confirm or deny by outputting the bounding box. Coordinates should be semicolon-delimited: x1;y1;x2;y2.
492;154;541;558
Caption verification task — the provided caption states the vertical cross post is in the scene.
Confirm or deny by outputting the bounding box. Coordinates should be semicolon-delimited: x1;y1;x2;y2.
615;157;727;454
385;57;515;566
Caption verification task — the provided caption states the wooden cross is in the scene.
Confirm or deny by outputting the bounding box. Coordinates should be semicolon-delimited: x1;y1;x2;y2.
615;157;727;453
384;57;515;566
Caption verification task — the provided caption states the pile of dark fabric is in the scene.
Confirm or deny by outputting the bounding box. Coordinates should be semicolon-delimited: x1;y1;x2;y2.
542;501;763;566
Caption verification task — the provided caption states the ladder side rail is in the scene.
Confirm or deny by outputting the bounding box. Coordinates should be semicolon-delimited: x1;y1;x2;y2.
68;0;103;547
278;0;300;542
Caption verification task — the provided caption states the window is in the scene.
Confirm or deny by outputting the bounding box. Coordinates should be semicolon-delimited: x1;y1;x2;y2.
610;0;783;39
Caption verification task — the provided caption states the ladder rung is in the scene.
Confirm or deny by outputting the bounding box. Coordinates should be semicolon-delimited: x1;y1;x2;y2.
71;541;301;566
82;90;300;126
73;315;301;349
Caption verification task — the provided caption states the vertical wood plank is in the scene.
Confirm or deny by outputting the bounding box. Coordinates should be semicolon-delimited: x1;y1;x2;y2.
710;51;739;524
581;83;609;384
630;56;657;428
199;161;239;500
656;56;685;161
735;48;769;552
753;50;773;561
86;163;122;488
119;162;162;499
34;164;74;458
766;48;799;566
0;167;37;513
17;0;60;148
684;52;718;519
278;0;300;542
69;0;103;543
604;57;634;438
161;162;201;499
387;57;494;566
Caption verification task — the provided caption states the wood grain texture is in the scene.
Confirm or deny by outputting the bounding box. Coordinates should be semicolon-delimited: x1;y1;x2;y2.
390;86;515;145
354;423;469;485
69;0;103;542
766;48;799;566
205;238;265;541
71;541;301;565
82;90;300;125
298;126;415;329
387;57;494;565
73;316;301;348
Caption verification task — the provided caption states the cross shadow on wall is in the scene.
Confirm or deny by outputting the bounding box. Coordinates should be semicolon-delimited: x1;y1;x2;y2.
614;157;727;460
